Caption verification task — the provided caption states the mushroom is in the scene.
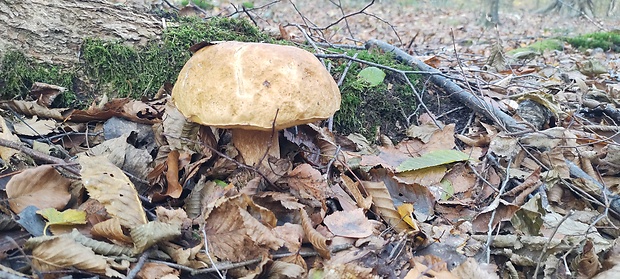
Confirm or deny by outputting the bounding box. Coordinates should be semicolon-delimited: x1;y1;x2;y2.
171;41;341;166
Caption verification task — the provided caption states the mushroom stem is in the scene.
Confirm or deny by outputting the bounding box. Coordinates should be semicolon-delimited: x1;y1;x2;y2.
231;129;280;167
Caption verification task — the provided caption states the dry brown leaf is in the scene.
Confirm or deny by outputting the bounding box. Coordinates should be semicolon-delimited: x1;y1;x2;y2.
0;100;71;120
472;199;520;233
395;165;447;186
26;235;112;276
91;218;134;246
324;208;373;238
30;82;65;107
286;163;328;207
312;263;374;279
164;150;183;198
330;182;359;211
88;133;153;190
136;262;180;279
451;258;499;279
155;207;191;230
340;174;372;210
361;181;413;233
267;260;306;278
12;116;57;136
79;154;148;229
300;208;331;259
576;240;601;278
6;165;72;214
272;223;304;253
159;241;207;268
203;197;263;261
239;207;284;250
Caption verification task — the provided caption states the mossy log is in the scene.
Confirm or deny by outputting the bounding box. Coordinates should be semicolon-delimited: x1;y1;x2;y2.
0;0;162;65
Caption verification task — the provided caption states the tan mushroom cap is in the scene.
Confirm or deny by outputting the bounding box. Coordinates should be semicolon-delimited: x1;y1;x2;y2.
171;41;341;131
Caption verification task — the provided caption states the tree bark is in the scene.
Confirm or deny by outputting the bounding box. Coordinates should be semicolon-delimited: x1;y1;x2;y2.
0;0;163;65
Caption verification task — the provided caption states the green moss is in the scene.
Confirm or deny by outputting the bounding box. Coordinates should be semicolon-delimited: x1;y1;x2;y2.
333;49;419;141
507;39;563;56
565;32;620;51
0;16;272;106
0;52;79;106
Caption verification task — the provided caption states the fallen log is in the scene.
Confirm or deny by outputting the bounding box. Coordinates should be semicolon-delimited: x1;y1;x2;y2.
0;0;162;65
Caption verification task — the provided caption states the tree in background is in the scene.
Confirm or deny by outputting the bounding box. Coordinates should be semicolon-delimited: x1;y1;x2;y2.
540;0;595;17
480;0;500;26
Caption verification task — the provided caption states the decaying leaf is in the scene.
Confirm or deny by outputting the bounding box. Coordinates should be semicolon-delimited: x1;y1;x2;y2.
323;208;373;238
79;154;148;229
285;163;329;207
6;165;72;214
26;235;118;277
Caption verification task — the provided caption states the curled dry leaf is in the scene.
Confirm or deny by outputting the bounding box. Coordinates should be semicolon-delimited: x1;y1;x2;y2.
79;154;148;229
91;218;134;246
164;150;183;198
160;241;207;269
0;100;70;121
6;165;72;214
70;229;134;257
340;174;372;210
300;208;331;259
130;221;181;253
361;181;411;233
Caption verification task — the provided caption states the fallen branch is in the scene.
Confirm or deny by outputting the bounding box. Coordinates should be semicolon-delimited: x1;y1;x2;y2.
365;39;528;133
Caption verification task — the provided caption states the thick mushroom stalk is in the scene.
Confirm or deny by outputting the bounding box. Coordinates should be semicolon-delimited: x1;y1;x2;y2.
231;129;279;166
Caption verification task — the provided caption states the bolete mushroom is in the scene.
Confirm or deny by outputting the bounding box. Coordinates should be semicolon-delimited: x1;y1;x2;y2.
171;41;341;166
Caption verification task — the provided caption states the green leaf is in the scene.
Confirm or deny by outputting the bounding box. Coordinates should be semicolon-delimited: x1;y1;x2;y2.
396;150;470;172
242;2;254;8
357;66;385;87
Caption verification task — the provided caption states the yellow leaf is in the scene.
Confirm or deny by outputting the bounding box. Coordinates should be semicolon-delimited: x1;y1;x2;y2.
37;208;87;235
397;203;419;231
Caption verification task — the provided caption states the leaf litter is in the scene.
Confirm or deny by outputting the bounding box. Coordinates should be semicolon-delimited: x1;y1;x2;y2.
2;0;620;278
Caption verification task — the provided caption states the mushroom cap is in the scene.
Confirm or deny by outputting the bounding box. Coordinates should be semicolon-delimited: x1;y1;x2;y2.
171;41;341;131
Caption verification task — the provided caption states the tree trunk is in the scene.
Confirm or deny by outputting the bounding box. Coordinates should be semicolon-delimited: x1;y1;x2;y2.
479;0;500;26
0;0;162;65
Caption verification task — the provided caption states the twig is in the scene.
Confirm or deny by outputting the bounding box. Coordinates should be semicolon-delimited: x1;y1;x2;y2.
533;210;575;278
201;227;224;278
0;138;79;176
485;158;513;263
366;39;528;133
126;249;151;279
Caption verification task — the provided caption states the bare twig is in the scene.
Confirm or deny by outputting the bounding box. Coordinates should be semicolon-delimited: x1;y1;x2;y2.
0;138;79;176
